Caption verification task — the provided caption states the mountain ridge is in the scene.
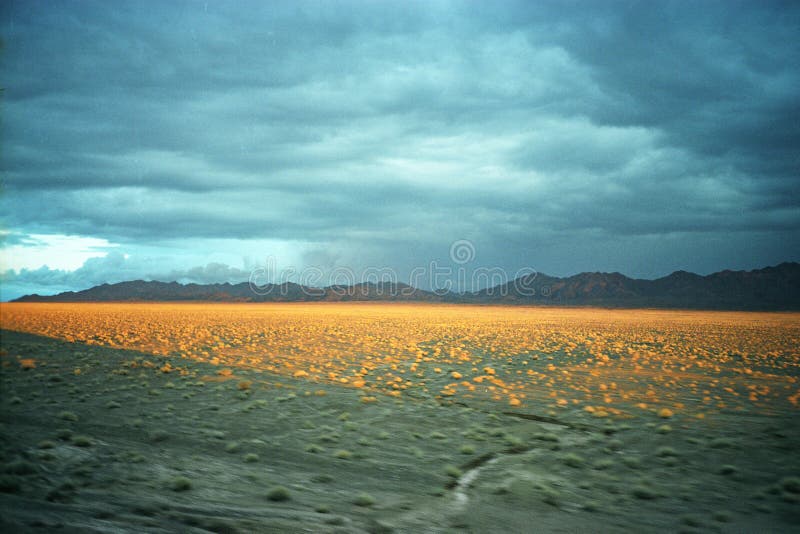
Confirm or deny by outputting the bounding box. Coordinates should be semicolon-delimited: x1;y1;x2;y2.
11;262;800;310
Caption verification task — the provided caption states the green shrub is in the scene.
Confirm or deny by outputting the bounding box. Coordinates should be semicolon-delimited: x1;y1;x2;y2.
632;485;657;500
561;453;585;468
353;492;375;506
266;486;291;501
444;465;462;478
171;476;192;491
72;435;92;447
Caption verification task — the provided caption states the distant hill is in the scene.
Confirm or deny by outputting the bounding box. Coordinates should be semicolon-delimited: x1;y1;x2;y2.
12;263;800;310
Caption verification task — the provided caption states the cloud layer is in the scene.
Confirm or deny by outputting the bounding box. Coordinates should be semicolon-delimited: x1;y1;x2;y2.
2;0;799;298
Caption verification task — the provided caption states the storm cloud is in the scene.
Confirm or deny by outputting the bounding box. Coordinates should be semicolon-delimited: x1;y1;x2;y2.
2;0;799;299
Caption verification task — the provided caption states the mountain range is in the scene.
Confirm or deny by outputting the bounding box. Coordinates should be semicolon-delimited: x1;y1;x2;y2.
12;262;800;310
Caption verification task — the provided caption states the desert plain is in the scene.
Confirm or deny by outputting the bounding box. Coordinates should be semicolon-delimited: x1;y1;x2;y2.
1;302;798;532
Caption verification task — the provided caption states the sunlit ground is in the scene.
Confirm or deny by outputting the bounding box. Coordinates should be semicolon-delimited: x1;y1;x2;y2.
3;303;799;419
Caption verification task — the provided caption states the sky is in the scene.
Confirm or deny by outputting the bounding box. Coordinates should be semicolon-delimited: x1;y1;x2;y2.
1;0;799;300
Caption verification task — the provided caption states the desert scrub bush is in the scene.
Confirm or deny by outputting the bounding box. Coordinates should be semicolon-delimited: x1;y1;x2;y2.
266;486;291;501
243;453;259;463
106;401;121;409
505;435;526;452
429;431;447;440
655;446;678;457
713;510;733;522
631;485;657;500
148;430;169;443
311;473;334;483
560;453;585;468
38;440;56;449
537;432;559;443
333;449;352;459
3;460;36;475
709;437;735;449
71;435;92;447
460;444;475;455
305;444;324;453
781;477;800;494
621;456;642;469
225;442;241;453
56;428;73;440
656;424;672;434
583;500;600;512
0;475;21;493
319;433;339;443
170;476;192;491
541;488;560;506
593;459;614;470
353;492;375;507
718;464;738;476
9;396;21;405
444;465;462;479
59;411;79;422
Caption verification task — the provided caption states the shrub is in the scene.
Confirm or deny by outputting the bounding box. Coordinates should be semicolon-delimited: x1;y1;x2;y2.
542;488;560;506
266;486;291;501
621;456;641;469
781;477;800;494
3;461;35;475
0;475;21;493
149;430;169;443
561;453;585;468
460;445;475;455
59;411;79;422
334;450;352;460
243;453;259;463
718;464;738;476
593;459;614;470
655;446;678;457
713;510;732;522
353;492;375;506
444;465;462;478
72;435;92;447
632;485;657;500
171;476;192;491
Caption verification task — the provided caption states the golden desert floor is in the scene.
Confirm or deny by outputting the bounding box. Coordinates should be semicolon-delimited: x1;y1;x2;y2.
3;302;799;419
1;302;799;533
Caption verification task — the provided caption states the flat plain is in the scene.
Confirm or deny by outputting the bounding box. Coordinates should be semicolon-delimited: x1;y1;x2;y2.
1;302;799;532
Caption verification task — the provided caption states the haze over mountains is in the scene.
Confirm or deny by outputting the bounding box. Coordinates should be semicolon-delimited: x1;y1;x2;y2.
13;263;800;311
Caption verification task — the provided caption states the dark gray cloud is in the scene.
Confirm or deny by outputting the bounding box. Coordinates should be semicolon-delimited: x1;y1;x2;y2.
2;0;799;296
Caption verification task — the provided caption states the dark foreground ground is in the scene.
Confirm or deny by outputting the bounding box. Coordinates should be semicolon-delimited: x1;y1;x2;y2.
1;329;798;533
